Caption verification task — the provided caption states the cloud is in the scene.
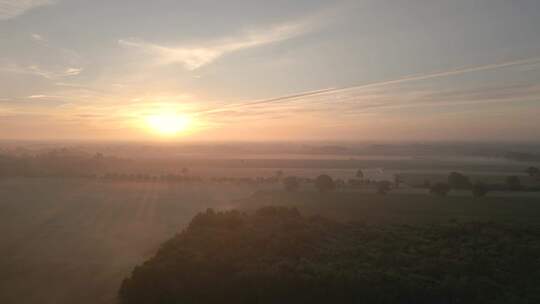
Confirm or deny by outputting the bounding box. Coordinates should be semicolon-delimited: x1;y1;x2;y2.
198;82;540;127
190;55;540;125
0;0;57;20
1;63;83;79
31;33;45;41
28;94;48;99
202;56;540;113
27;94;66;99
119;21;312;70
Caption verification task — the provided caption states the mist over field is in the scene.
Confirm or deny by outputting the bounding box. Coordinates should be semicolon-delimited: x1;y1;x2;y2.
1;141;540;303
2;0;540;303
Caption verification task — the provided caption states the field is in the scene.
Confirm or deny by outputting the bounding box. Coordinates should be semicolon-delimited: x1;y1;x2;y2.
1;177;540;304
0;178;272;304
237;190;540;224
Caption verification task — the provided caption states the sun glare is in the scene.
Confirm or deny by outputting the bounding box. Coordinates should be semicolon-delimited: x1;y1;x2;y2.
145;113;190;136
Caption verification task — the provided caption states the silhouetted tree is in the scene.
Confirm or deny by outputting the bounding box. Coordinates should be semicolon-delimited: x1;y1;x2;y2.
506;176;522;191
472;182;488;197
430;182;451;196
283;176;300;192
356;169;364;180
448;172;472;189
314;174;335;193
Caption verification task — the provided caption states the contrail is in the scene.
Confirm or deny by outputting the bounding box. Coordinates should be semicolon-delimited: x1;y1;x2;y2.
195;88;337;114
196;56;540;115
346;56;540;91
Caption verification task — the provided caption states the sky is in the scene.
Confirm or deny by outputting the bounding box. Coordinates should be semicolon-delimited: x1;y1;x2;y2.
1;0;540;142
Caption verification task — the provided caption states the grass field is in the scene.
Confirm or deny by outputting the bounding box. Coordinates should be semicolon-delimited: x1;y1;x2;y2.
0;178;271;304
0;178;539;304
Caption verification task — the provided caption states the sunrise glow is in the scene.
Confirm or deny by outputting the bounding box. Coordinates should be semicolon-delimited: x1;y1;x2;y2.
145;113;191;136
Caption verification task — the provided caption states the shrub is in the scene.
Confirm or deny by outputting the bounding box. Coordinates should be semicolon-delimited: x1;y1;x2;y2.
448;172;472;189
314;174;335;192
430;182;451;196
506;176;522;191
472;182;488;197
377;181;392;195
282;176;300;192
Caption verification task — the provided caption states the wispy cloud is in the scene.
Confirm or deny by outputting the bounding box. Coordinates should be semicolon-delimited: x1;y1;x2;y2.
28;94;48;99
27;94;66;99
31;33;45;41
0;0;58;20
203;56;540;113
196;82;540;128
1;63;82;79
119;21;312;70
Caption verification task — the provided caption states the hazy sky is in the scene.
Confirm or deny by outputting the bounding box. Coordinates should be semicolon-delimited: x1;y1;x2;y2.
1;0;540;141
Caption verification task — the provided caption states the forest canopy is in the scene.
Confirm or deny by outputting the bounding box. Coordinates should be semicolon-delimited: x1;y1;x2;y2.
119;207;540;304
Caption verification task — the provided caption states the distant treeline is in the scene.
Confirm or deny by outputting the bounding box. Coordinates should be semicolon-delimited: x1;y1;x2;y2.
119;207;540;304
1;152;538;195
422;170;540;195
0;150;105;178
504;151;540;162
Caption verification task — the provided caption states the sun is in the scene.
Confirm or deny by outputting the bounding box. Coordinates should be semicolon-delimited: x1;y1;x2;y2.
145;113;191;136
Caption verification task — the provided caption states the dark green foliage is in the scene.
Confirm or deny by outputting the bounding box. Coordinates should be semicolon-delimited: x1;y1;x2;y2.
472;182;488;197
119;208;540;304
282;176;300;192
448;172;472;189
506;176;522;191
314;174;335;192
430;182;451;196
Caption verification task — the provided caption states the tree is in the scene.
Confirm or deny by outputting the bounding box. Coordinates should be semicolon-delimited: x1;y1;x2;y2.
394;174;403;188
356;169;364;180
377;181;392;195
119;208;540;304
275;170;284;180
314;174;335;193
472;182;488;197
506;176;522;191
448;172;472;189
283;176;300;192
430;183;451;197
525;166;540;178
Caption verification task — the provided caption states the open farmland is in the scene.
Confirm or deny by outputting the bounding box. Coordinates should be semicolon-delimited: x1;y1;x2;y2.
1;176;539;304
0;178;272;304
